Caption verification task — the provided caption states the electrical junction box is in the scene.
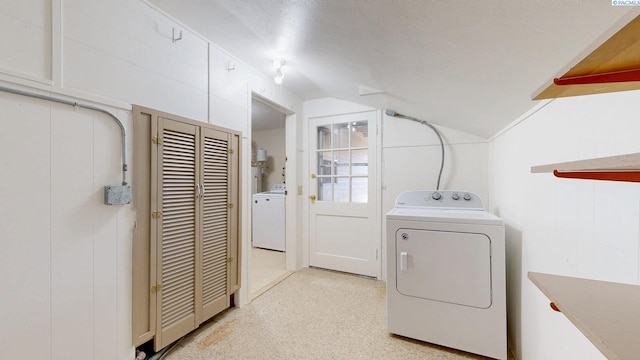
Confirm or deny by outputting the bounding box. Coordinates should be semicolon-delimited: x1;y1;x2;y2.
104;185;132;205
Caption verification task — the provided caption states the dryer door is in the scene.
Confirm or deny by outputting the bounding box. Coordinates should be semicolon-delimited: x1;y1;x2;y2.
395;229;492;308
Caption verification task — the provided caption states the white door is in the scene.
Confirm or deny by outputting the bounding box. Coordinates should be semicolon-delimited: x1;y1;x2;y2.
308;111;379;277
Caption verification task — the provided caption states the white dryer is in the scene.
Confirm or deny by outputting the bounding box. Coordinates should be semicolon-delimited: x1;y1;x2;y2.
252;184;285;251
386;190;506;360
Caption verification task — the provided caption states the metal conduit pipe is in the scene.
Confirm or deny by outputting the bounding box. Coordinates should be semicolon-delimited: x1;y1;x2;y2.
0;85;128;185
385;109;445;190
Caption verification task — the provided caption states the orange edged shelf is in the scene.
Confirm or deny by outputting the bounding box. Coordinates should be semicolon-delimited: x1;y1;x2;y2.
532;153;640;183
552;170;640;182
554;68;640;86
528;272;640;360
533;11;640;100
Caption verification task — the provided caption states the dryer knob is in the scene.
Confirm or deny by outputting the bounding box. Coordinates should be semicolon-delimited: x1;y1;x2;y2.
452;193;460;200
463;193;472;201
432;192;442;200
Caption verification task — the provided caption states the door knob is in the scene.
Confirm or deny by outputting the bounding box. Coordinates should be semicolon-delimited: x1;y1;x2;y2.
309;195;317;201
311;173;317;179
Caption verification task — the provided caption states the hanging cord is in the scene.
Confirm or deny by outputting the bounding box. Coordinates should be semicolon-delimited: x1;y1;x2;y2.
146;335;186;360
385;110;445;190
0;85;128;185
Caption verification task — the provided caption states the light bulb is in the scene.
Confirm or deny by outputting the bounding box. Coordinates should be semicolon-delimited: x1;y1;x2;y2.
274;69;284;84
273;59;286;70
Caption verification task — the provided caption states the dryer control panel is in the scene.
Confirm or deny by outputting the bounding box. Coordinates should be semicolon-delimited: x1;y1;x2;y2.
394;190;484;210
270;184;286;194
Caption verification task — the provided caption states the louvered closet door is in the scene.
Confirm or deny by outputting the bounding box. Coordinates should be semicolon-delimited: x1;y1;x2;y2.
155;118;201;349
200;127;230;321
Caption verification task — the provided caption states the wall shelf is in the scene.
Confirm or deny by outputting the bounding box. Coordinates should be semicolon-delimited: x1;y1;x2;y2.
531;153;640;182
528;272;640;359
533;12;640;100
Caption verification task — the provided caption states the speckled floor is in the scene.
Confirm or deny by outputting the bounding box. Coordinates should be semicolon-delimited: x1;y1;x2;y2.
165;268;512;360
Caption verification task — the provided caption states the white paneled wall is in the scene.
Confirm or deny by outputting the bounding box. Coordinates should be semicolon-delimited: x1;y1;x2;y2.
382;114;489;213
0;1;301;359
0;91;134;360
50;103;95;360
63;0;209;121
209;46;249;132
0;93;52;360
0;0;52;81
209;46;249;133
489;89;640;360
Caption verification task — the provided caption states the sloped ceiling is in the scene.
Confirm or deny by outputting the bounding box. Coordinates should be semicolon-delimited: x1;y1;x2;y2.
148;0;637;138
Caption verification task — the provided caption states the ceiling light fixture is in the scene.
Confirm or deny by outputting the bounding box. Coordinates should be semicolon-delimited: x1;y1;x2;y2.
273;59;286;85
274;69;284;85
273;59;285;70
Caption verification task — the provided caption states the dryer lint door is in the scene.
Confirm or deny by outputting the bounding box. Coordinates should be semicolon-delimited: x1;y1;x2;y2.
395;229;492;309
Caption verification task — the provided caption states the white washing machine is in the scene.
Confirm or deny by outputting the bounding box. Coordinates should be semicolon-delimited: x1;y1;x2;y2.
252;184;285;251
386;190;506;360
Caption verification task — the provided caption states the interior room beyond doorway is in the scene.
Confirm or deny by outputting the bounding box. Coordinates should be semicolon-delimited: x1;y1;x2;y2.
250;97;290;298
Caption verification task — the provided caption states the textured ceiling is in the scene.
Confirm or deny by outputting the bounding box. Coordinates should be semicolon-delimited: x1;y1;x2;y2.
148;0;637;138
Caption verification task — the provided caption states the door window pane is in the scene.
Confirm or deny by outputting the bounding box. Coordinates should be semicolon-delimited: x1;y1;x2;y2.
351;149;368;176
352;177;368;203
333;177;350;202
333;123;350;149
334;150;349;176
318;177;332;201
317;125;332;150
315;120;369;203
351;121;368;147
318;151;333;176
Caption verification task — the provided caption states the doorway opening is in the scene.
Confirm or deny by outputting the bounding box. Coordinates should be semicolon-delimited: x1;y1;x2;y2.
250;97;291;298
